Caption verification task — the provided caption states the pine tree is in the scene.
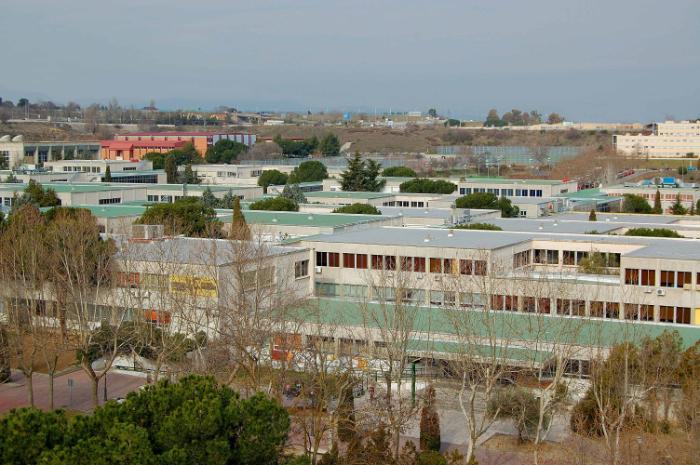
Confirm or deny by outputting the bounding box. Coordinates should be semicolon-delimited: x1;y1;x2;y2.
181;164;200;184
281;184;307;204
670;194;688;215
200;187;218;209
419;385;441;452
230;197;250;240
652;189;662;214
103;165;112;182
221;189;235;209
165;156;177;184
340;152;366;191
588;209;597;221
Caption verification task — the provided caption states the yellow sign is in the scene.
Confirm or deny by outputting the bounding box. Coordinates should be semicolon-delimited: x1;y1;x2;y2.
170;275;218;297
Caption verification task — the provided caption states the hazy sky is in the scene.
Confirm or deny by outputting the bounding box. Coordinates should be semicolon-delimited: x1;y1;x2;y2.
1;0;699;121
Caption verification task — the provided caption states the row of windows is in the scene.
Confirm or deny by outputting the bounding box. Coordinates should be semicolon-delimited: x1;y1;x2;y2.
625;269;694;288
313;284;693;325
98;197;122;205
294;260;309;279
62;166;101;173
316;252;487;275
459;187;544;197
525;249;621;267
382;201;426;208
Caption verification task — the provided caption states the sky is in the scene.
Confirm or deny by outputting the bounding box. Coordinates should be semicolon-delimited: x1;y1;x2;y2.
1;0;699;122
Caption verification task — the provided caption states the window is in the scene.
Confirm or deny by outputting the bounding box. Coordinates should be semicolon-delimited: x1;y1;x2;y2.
606;302;619;319
116;272;140;288
430;291;444;306
563;251;575;266
316;251;328;267
659;306;674;323
141;273;168;290
316;282;338;297
444;291;456;306
295;260;309;278
590;301;604;318
474;260;487;276
460;259;473;275
624;269;639;285
491;295;504;311
513;251;529;268
328;252;340;267
399;288;423;304
677;271;692;288
342;284;368;299
460;293;484;308
414;257;426;273
534;249;558;265
538;298;551;314
624;304;638;320
430;258;442;273
523;297;536;313
660;270;675;287
400;257;413;271
504;295;518;311
356;254;368;269
556;299;570;315
372;254;384;270
639;305;654;321
98;197;121;204
385;255;396;271
572;300;586;316
640;269;655;286
677;307;691;324
443;258;453;274
145;310;171;326
242;267;274;290
343;253;356;268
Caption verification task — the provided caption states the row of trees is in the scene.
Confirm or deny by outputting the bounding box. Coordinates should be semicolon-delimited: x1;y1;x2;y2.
622;191;700;215
273;134;341;158
484;109;564;127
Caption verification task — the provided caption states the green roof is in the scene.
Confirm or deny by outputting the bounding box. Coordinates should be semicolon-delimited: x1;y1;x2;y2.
55;205;148;218
0;183;138;193
218;210;389;228
304;191;393;200
149;184;259;192
297;298;700;350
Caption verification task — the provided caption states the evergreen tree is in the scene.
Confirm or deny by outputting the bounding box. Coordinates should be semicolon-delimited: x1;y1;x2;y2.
165;156;177;184
671;194;688;215
230;197;250;240
340;152;366;191
200;187;218;209
221;189;235;209
419;385;441;452
281;184;307;204
588;209;597;221
363;159;385;192
181;164;200;184
103;165;112;182
652;189;662;214
319;133;341;157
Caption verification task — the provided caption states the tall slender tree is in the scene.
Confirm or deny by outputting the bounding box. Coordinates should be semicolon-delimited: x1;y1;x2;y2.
230;197;250;240
652;189;662;214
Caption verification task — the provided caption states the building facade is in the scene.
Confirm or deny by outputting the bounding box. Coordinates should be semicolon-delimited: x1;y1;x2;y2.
613;120;700;158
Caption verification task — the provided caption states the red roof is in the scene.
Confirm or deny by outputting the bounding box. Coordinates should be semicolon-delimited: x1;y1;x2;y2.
101;140;186;149
119;131;215;137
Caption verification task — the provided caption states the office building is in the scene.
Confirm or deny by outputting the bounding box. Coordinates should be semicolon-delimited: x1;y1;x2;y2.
613;120;700;158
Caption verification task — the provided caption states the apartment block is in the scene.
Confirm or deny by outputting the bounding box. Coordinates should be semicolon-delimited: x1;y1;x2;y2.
613;120;700;158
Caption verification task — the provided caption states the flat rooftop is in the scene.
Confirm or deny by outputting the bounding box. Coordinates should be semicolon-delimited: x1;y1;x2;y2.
461;177;572;186
218;210;391;228
304;191;394;200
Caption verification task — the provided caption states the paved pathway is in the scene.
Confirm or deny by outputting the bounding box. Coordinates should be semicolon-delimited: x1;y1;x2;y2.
0;369;146;413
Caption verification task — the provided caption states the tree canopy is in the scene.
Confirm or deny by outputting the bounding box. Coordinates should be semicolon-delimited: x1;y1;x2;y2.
144;142;201;169
331;203;381;215
249;196;299;212
621;194;652;214
273;135;319;158
382;166;417;177
0;376;290;465
258;170;289;193
12;180;61;209
399;179;456;194
339;153;385;192
137;197;221;237
205;139;247;164
455;192;519;217
319;133;341;157
624;227;684;238
287;160;328;184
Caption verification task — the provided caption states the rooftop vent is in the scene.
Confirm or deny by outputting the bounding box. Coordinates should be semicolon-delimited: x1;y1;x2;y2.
447;230;454;237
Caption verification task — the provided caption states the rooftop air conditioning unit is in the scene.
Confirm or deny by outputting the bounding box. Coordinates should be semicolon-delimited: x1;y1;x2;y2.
656;288;666;296
315;266;322;274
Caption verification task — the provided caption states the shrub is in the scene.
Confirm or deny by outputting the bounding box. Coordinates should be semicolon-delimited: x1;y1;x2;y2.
455;193;519;217
249;197;299;212
382;166;417;177
331;203;381;215
453;223;502;231
258;170;289;193
622;194;652;214
624;228;683;238
399;178;456;194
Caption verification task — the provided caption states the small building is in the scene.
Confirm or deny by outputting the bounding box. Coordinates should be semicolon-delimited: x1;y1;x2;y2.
102;131;257;160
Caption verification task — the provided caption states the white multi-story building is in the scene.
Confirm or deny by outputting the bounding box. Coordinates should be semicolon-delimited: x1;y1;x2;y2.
613;120;700;158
